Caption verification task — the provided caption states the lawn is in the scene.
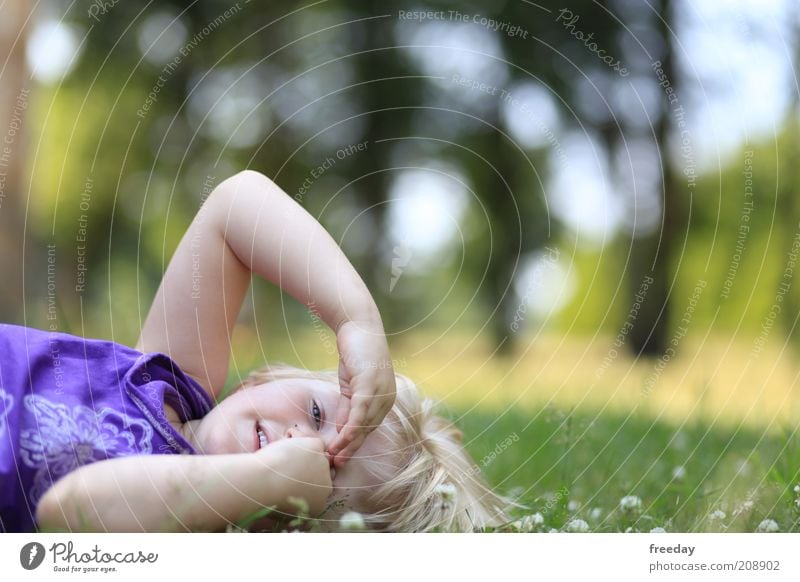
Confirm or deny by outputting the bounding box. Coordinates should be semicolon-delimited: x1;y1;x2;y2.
228;325;800;532
457;405;799;532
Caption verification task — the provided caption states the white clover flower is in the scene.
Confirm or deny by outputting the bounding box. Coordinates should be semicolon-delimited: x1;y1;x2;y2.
548;528;559;533
756;519;779;533
650;527;667;533
339;511;366;531
734;500;754;516
620;495;642;513
793;484;800;494
565;519;590;532
589;507;603;521
671;465;686;481
709;510;726;521
567;500;579;512
435;483;457;503
794;498;800;509
624;526;638;533
512;513;544;532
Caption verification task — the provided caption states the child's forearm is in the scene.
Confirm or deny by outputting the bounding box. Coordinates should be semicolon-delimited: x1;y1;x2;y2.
36;452;294;532
137;170;383;398
212;171;383;332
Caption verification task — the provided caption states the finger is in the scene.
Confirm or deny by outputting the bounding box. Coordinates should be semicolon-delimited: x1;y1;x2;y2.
327;402;367;460
328;394;370;456
363;393;392;430
356;385;394;434
334;393;351;432
327;421;359;459
338;354;348;378
332;432;367;469
338;358;354;397
345;393;370;431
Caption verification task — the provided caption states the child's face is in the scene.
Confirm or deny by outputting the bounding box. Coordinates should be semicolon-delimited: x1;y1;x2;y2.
195;378;341;455
193;378;389;500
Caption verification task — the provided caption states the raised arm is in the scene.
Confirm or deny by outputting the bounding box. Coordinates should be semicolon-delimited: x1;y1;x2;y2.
36;438;331;532
138;170;379;398
137;170;397;462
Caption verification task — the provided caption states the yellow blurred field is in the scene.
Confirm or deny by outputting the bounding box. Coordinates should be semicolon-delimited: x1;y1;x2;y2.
230;326;800;433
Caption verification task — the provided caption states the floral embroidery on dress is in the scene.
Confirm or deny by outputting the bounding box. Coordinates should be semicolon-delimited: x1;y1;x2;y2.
19;394;153;505
0;388;13;433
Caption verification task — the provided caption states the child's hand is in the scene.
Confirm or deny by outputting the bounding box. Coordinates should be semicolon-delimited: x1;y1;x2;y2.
263;437;332;515
327;320;397;469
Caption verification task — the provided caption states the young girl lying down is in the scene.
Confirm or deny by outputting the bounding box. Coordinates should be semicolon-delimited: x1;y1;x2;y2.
0;170;508;532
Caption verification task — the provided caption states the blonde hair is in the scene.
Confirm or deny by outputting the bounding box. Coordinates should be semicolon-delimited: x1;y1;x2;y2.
238;364;512;532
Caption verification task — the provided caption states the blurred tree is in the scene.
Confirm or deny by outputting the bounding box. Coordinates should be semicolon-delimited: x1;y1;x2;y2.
498;0;653;353
776;18;800;346
627;0;681;356
30;0;694;357
338;0;420;332
542;0;682;357
0;0;32;324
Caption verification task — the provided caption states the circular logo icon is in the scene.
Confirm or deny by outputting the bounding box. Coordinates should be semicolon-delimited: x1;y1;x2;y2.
20;542;46;570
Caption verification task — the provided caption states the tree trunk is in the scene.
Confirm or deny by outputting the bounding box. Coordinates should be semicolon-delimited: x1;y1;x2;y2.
628;0;678;356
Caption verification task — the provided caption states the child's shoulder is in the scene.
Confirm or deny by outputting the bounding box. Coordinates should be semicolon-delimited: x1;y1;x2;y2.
0;323;140;357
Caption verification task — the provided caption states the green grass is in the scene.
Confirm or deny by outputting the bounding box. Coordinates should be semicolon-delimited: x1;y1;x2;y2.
456;405;800;532
237;403;799;533
224;327;800;532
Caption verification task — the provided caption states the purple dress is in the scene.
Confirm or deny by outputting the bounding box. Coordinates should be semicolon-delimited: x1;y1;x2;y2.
0;324;213;532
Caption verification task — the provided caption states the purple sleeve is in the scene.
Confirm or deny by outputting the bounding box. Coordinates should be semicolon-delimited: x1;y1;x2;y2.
0;324;214;532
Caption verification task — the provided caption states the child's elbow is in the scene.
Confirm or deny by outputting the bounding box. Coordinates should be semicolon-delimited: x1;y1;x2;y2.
218;170;281;199
235;169;270;183
207;170;286;219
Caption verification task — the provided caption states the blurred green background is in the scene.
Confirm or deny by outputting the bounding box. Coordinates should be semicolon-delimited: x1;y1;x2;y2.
1;0;798;530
